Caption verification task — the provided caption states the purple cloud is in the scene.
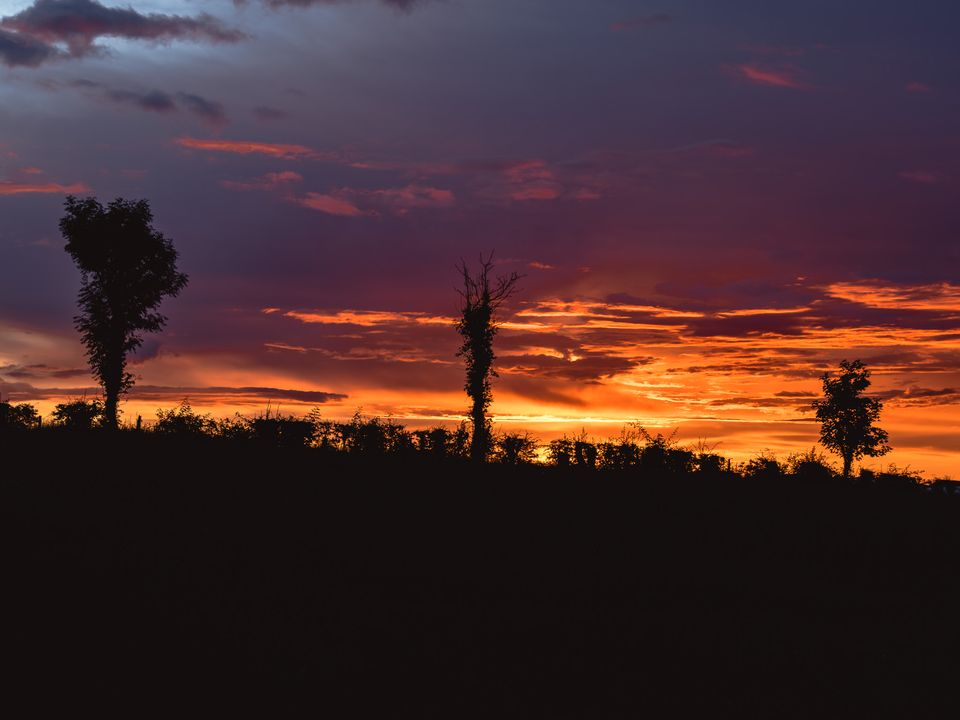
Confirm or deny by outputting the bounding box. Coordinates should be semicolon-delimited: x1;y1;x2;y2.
1;0;245;58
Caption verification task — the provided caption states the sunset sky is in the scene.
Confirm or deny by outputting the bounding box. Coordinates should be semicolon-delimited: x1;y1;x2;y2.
1;0;959;473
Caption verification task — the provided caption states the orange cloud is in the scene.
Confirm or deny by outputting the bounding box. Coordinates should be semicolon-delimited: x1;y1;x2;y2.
175;137;318;159
0;180;89;195
272;308;454;326
823;281;960;312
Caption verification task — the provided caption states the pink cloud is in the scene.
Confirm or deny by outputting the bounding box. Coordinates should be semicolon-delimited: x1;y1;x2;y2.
899;170;941;185
510;186;563;201
906;81;932;94
221;170;303;191
730;64;806;89
364;184;455;209
297;192;366;217
501;159;565;202
292;184;454;217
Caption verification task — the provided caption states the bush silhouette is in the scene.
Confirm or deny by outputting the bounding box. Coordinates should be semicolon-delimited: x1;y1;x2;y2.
493;431;539;465
0;401;40;431
786;447;836;483
155;400;212;436
51;398;104;430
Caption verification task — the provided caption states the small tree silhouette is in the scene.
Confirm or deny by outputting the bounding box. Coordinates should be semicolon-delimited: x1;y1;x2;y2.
0;401;40;431
455;253;521;462
812;359;891;478
51;398;104;430
60;196;188;429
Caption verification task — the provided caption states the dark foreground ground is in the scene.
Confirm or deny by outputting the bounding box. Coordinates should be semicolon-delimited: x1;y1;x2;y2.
4;435;960;717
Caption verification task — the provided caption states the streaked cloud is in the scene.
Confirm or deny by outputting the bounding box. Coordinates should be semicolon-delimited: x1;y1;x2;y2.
175;137;318;159
730;64;807;89
221;171;303;192
0;180;89;194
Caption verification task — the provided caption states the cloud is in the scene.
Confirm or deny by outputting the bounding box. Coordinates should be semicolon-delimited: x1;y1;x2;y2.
610;14;672;32
176;93;228;127
899;170;941;185
221;171;303;191
175;137;318;159
823;281;960;312
296;192;367;217
876;386;960;407
1;0;245;58
906;81;932;94
730;64;807;89
270;308;453;326
257;0;423;10
0;180;89;194
106;88;177;113
0;26;57;67
361;184;454;210
83;85;228;125
0;379;346;405
291;184;454;216
0;363;88;379
253;105;288;123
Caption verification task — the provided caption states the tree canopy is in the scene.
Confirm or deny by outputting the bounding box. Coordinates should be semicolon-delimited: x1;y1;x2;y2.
61;196;188;428
812;359;891;478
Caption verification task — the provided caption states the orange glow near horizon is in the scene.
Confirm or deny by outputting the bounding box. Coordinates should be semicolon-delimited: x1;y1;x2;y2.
5;279;960;478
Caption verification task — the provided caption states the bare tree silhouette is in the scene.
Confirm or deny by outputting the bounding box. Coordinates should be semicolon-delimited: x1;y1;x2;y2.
455;253;521;462
60;197;188;429
813;359;891;478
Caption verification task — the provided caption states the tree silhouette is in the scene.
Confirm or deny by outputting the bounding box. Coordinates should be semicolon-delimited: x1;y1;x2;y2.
812;359;891;478
0;401;40;431
51;398;104;430
60;197;188;429
455;253;521;462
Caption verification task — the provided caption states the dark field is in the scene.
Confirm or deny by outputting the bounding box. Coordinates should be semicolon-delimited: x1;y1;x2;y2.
4;434;960;717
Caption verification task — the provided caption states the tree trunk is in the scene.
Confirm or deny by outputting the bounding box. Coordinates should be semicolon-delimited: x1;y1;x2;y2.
842;453;853;479
102;339;124;430
469;401;488;463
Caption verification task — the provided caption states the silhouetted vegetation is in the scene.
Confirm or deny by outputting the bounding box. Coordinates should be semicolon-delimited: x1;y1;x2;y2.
60;196;188;429
4;431;960;716
50;397;104;430
813;358;891;478
0;400;40;430
455;253;521;462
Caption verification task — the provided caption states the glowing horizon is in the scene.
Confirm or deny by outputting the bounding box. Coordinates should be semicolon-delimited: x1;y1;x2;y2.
2;1;959;476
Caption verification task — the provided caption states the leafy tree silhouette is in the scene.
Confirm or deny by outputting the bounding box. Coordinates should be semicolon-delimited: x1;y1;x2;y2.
0;401;40;431
494;430;539;465
60;197;188;429
51;398;104;430
455;253;521;462
812;359;891;478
